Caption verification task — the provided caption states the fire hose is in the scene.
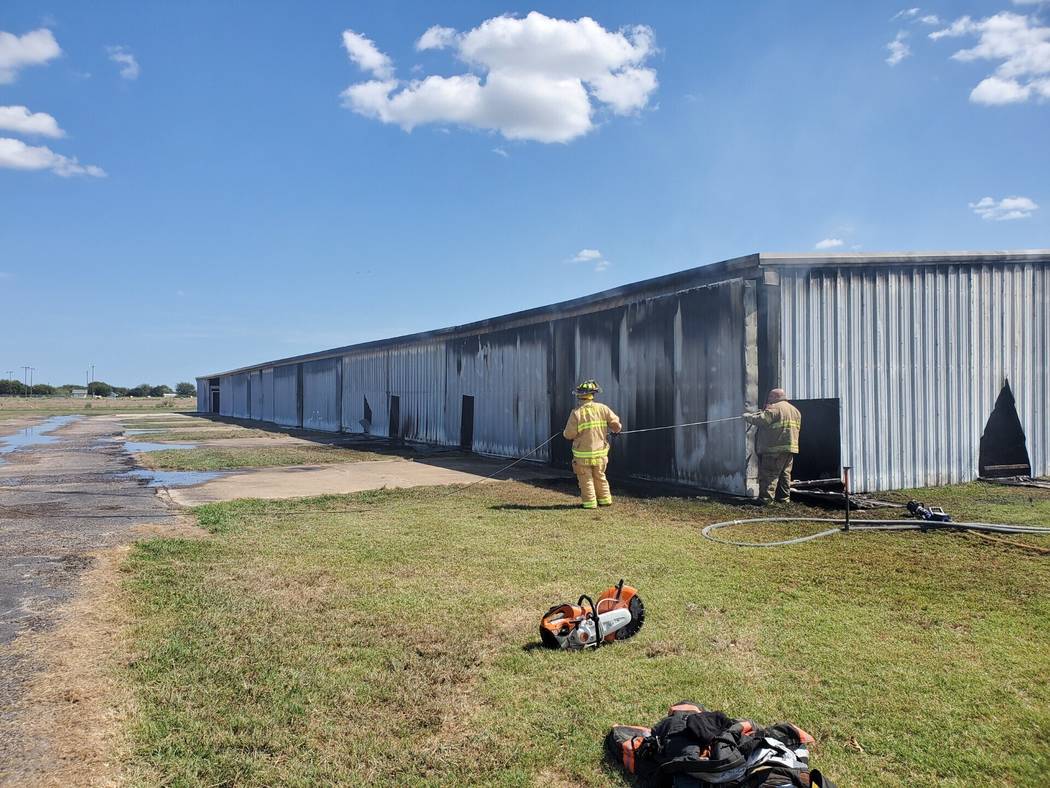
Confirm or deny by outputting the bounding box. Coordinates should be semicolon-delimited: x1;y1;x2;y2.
701;517;1050;548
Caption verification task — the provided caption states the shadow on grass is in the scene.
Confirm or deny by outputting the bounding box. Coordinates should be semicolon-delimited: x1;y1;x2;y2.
490;503;582;511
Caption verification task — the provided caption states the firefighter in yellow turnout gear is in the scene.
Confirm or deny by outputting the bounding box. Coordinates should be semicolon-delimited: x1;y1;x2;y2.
743;388;802;503
563;380;622;509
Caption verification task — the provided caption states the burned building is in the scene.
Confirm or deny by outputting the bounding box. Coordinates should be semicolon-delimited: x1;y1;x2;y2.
197;251;1049;494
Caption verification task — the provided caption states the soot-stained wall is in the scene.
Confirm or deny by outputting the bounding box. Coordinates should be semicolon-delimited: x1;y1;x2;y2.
202;275;759;495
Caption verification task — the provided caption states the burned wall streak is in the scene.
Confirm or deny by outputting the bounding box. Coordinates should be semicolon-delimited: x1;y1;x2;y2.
549;280;752;493
780;262;1050;491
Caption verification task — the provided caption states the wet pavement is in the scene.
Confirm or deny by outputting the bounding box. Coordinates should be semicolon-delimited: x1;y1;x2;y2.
124;468;222;487
0;416;176;775
0;416;80;464
122;440;197;452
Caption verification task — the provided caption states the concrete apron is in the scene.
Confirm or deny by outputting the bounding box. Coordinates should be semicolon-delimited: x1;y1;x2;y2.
166;457;564;506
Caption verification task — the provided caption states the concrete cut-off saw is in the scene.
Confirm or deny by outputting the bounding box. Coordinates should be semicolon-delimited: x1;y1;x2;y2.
539;579;645;650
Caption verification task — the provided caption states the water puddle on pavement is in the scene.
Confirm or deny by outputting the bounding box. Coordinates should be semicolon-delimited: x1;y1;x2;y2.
124;469;222;487
125;429;163;435
0;415;80;464
124;441;197;452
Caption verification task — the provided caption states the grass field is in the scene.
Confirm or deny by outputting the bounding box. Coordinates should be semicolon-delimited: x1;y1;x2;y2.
124;429;279;442
121;481;1050;786
133;444;386;470
0;397;196;417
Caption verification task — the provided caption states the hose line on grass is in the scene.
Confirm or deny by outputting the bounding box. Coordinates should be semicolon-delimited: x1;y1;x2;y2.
701;517;1050;548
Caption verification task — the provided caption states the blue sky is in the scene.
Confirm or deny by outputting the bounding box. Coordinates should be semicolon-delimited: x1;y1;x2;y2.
1;1;1047;387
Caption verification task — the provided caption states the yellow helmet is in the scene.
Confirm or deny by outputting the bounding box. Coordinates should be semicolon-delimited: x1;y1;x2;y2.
574;379;602;398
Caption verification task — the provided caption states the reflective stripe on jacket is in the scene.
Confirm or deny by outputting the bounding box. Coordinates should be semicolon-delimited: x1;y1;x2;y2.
745;400;802;455
563;402;622;465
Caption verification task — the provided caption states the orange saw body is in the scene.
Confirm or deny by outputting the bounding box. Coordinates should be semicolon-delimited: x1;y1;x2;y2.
539;580;645;650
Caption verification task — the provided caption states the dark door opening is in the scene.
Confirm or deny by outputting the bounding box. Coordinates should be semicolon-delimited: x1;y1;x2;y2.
979;380;1031;478
388;395;400;439
791;398;842;482
209;378;220;413
460;395;475;451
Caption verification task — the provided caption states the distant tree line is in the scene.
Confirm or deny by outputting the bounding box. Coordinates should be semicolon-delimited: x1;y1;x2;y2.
0;379;197;397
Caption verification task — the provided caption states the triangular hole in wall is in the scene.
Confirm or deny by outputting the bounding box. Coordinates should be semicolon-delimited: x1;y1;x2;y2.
978;379;1031;478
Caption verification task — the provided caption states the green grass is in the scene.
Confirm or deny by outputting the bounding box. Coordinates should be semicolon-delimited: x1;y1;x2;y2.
0;399;196;417
133;444;386;470
121;481;1050;786
124;429;277;442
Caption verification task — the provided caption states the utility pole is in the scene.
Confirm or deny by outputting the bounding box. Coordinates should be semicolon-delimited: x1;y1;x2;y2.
21;365;31;398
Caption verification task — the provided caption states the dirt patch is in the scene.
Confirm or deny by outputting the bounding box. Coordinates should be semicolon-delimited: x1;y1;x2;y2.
0;516;206;787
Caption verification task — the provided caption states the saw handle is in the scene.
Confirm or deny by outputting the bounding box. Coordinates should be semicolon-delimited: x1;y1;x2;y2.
577;594;602;646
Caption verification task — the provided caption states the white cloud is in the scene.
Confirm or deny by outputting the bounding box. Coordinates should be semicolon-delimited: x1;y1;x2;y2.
0;105;64;137
340;12;659;144
815;238;845;250
417;25;458;51
931;12;1050;104
969;195;1039;220
492;146;508;157
886;31;911;65
569;248;610;271
341;29;393;79
106;45;139;80
920;15;941;26
0;137;105;177
892;8;921;21
0;28;61;84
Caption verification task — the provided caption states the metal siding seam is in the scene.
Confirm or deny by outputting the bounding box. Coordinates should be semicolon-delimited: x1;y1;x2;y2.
887;269;899;490
743;280;759;496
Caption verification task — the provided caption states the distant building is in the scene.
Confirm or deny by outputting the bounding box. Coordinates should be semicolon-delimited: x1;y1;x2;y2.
71;389;88;399
197;250;1050;494
162;392;177;398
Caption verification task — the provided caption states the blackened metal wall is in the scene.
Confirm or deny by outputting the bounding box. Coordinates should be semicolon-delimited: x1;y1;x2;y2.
780;261;1050;491
326;281;755;491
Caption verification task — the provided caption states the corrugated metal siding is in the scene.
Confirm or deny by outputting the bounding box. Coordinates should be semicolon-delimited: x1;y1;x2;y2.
261;367;275;423
230;372;250;419
196;380;208;413
273;364;300;427
302;358;341;432
565;281;754;492
447;326;550;460
219;376;233;417
342;350;389;435
781;263;1050;491
249;370;263;420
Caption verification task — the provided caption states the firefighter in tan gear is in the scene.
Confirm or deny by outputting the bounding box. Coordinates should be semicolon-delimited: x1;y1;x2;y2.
563;380;622;509
743;388;802;503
